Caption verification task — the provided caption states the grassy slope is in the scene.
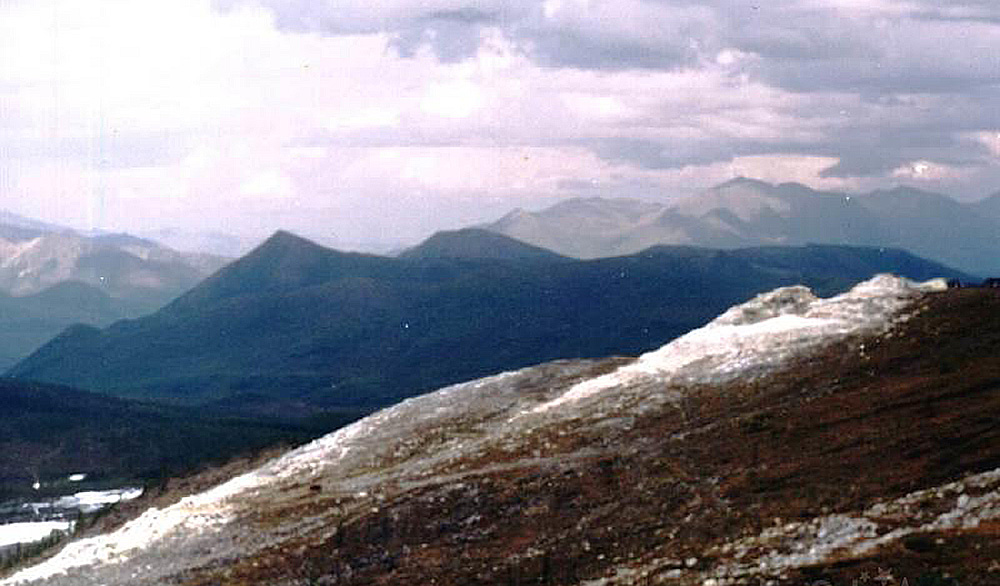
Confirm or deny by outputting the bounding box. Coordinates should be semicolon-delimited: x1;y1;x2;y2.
181;288;1000;586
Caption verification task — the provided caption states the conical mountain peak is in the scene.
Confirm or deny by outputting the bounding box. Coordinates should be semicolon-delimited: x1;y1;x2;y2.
400;228;566;262
164;230;390;310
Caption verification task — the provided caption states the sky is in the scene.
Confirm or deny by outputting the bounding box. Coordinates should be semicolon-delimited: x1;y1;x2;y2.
0;0;998;250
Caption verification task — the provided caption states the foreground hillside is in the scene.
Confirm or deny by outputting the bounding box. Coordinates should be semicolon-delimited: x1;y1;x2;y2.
8;230;968;417
6;275;1000;585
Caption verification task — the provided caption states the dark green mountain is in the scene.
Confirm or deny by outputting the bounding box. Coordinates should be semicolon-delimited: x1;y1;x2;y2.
0;282;141;371
8;230;971;415
0;378;329;501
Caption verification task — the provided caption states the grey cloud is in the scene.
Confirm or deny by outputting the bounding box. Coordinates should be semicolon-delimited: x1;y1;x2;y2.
216;0;709;71
753;51;1000;96
218;0;1000;96
425;7;503;25
216;0;1000;188
582;136;820;171
582;85;1000;179
522;28;696;70
818;153;906;179
713;1;1000;95
816;126;992;178
910;0;1000;24
0;130;190;170
389;14;495;61
213;0;524;37
584;137;731;170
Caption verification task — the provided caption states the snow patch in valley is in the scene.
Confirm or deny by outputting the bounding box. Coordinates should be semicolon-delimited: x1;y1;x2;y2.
533;274;946;413
47;488;144;515
1;480;254;584
0;488;144;554
0;412;391;583
0;523;74;550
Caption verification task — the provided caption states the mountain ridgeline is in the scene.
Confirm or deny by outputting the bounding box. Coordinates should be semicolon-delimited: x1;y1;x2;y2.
8;228;970;417
484;178;1000;276
0;218;227;370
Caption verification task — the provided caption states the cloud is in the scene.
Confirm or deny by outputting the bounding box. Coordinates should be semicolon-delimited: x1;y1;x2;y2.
219;0;715;71
2;0;1000;248
220;1;1000;92
212;0;1000;185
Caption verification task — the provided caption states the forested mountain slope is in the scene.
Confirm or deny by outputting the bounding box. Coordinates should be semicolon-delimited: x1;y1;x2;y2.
9;230;968;416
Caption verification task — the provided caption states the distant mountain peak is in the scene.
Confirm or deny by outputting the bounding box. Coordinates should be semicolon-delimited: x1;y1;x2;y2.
161;229;391;312
257;229;319;249
200;228;328;273
400;228;566;262
869;184;946;198
233;230;339;269
674;177;791;222
0;210;72;235
483;179;1000;274
717;176;774;189
499;207;528;219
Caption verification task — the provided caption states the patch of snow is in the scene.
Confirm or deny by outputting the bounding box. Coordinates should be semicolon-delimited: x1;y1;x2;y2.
1;367;536;585
0;522;74;549
711;466;1000;580
66;475;86;483
533;275;946;413
49;488;143;515
1;478;254;584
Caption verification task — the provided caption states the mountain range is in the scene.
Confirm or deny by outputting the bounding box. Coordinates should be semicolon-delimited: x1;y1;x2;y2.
5;276;999;585
0;214;227;370
484;177;1000;276
8;228;970;418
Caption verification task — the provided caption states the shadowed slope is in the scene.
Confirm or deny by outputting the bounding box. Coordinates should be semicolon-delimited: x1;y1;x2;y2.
0;379;327;503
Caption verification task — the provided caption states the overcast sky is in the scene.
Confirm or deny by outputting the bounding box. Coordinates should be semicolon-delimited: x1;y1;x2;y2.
1;0;998;249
